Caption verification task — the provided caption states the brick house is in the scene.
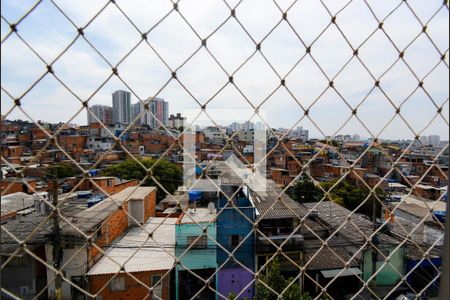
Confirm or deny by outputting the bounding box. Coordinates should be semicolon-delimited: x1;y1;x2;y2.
87;218;176;300
45;187;157;299
79;177;139;195
0;178;37;195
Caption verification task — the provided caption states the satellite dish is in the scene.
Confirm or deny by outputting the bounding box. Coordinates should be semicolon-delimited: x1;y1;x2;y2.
207;202;215;214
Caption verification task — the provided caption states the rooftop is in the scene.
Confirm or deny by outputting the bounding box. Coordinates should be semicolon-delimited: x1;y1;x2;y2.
305;247;359;271
87;218;176;275
1;192;35;214
399;194;446;212
63;186;156;236
302;201;398;246
251;180;306;220
180;208;216;224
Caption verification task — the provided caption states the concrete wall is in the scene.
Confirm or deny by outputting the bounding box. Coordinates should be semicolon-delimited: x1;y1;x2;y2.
45;245;88;300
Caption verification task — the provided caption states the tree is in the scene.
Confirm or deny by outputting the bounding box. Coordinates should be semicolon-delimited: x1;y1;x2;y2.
256;258;308;300
102;157;182;200
288;179;324;203
321;180;385;219
45;163;77;179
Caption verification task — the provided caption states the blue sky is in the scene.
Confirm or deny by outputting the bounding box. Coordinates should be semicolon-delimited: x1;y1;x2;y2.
1;0;448;140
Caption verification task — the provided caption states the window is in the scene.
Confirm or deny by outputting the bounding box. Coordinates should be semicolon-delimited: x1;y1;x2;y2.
110;277;126;291
187;235;207;249
257;255;267;271
151;275;162;300
96;227;102;238
230;235;241;247
106;179;112;187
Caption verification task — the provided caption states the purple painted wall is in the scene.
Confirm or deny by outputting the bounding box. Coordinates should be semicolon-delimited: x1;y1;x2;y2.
218;268;254;299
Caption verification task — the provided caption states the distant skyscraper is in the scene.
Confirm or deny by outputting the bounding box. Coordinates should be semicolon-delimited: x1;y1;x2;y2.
229;122;241;132
140;97;169;128
419;136;428;145
289;126;309;141
131;102;141;125
243;121;254;131
87;105;113;125
112;90;131;124
428;135;440;147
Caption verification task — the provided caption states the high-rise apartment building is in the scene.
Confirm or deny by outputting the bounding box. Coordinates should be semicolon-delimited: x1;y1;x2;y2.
131;102;141;125
112;90;131;124
428;135;440;147
140;97;169;128
168;113;186;129
87;105;113;125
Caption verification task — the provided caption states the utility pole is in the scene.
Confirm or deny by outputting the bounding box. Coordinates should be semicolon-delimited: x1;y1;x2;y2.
370;193;379;292
51;170;63;300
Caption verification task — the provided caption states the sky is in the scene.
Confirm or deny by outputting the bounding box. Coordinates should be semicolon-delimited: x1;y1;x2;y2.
1;0;449;140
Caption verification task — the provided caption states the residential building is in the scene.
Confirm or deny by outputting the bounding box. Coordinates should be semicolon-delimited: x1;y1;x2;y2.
204;127;226;145
87;218;176;300
112;90;131;124
87;105;113;125
131;102;141;125
428;135;440;147
1;193;89;300
45;187;157;299
289;126;309;142
168;113;186;129
140;98;169;128
175;208;217;300
214;163;256;299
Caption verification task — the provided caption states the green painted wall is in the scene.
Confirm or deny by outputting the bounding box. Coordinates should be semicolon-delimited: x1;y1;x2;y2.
363;246;405;286
175;222;217;271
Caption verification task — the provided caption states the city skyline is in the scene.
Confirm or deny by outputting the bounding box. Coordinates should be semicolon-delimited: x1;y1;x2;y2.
1;0;448;141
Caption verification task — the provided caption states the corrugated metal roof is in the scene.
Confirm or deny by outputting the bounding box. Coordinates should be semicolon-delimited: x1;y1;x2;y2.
63;187;156;235
87;218;176;276
252;180;306;220
302;201;399;245
321;267;362;278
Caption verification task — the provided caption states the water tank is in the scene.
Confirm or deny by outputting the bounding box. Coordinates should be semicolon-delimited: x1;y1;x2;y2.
87;195;104;208
433;211;446;223
77;191;92;198
188;191;202;204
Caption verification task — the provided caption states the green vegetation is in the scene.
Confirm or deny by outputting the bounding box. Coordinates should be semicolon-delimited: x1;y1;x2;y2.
102;157;182;200
256;258;309;300
287;179;323;203
45;163;77;179
289;179;385;219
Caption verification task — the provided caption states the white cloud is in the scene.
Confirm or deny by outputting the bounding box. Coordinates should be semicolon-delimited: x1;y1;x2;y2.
1;0;448;140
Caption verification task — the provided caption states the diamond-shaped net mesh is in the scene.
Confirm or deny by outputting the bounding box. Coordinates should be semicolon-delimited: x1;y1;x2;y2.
1;0;448;299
